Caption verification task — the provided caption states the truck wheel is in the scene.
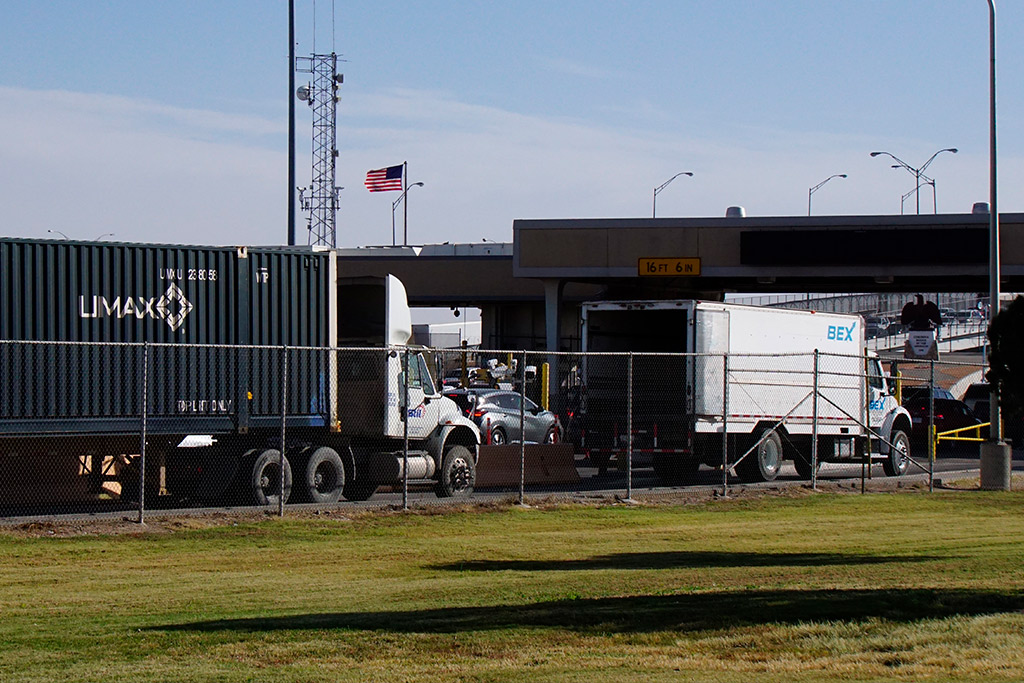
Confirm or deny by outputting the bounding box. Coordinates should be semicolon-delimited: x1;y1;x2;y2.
296;447;345;504
652;455;700;485
882;430;911;477
342;479;378;501
793;454;820;479
435;445;476;498
736;429;783;482
248;449;292;506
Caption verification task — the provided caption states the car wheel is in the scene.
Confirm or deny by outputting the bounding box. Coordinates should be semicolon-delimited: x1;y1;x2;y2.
544;426;558;444
489;427;507;446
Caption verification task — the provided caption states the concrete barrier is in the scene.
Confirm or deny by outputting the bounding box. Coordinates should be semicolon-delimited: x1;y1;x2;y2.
475;444;580;488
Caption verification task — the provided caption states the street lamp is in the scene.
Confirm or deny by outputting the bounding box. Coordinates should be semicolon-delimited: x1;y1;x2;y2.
898;175;937;215
981;0;1008;488
392;181;425;246
47;229;69;240
870;148;957;214
95;233;114;241
807;174;847;216
653;172;693;218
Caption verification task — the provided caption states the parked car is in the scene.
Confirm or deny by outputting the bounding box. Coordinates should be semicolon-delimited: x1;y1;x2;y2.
445;388;559;445
900;385;955;403
902;396;985;450
961;382;1024;446
962;382;991;419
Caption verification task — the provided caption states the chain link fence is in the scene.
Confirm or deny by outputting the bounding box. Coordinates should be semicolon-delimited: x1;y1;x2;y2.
0;340;994;520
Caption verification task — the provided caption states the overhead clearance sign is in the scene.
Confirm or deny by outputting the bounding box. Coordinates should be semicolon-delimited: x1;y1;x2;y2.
638;258;701;277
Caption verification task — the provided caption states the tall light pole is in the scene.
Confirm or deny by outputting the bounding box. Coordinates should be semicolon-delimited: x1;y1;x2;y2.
981;0;1008;489
287;0;296;246
653;172;693;218
870;148;957;214
807;174;847;216
392;182;425;246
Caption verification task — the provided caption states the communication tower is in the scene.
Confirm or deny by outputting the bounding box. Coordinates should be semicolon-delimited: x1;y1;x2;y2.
296;54;343;247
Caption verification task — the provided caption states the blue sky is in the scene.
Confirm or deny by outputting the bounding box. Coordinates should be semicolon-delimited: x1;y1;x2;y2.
1;1;1021;248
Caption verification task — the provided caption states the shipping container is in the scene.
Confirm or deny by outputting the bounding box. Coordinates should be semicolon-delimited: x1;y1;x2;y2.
0;238;334;436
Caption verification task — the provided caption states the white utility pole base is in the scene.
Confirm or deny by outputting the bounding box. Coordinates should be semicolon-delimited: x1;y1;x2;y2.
980;441;1012;490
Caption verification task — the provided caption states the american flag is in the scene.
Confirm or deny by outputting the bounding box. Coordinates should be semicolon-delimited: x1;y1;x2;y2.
364;164;404;192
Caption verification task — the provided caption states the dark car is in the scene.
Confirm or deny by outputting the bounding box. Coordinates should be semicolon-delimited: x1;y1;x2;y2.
445;388;559;445
961;382;1024;446
900;386;955;403
902;397;985;451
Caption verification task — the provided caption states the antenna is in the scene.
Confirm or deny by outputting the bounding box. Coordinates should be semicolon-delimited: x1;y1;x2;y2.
296;54;342;248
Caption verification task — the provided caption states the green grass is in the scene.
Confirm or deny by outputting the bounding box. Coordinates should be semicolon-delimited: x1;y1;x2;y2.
2;492;1024;682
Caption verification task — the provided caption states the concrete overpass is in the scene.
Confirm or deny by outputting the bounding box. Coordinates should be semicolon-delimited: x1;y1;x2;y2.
336;212;1024;351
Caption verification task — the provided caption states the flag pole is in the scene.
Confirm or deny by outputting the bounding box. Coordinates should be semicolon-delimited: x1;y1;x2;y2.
402;161;409;246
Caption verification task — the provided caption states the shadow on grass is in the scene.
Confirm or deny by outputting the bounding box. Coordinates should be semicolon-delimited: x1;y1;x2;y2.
155;588;1024;635
429;550;939;572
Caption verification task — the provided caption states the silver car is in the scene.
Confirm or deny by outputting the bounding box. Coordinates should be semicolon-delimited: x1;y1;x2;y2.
445;389;560;445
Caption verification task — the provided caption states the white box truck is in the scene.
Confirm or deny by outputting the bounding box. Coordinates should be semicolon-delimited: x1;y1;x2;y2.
580;300;913;484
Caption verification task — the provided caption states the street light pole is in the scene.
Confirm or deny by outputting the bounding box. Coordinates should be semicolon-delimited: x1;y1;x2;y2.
391;182;425;246
652;172;693;218
980;0;1009;490
870;148;957;214
807;174;847;216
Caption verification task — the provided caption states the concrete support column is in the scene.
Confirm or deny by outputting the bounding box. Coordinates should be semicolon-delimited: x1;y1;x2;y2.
980;441;1012;490
542;279;565;352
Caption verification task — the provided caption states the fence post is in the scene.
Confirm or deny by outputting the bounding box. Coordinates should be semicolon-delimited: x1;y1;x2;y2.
928;359;935;492
812;349;819;491
519;350;527;505
279;346;287;518
402;349;410;511
138;342;149;525
721;353;729;497
626;352;633;501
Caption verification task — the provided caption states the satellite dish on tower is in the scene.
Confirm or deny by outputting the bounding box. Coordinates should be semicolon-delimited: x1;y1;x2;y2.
296;85;311;103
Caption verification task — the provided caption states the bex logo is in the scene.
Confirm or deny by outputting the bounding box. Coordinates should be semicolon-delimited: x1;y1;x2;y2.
827;324;856;342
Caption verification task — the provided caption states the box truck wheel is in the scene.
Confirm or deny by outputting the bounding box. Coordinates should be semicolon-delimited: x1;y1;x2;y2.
294;447;344;504
882;430;911;477
652;454;699;485
737;429;783;482
248;448;292;506
435;445;476;498
793;453;820;480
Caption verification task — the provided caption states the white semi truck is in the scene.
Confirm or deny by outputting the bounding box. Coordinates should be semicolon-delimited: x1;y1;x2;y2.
580;299;913;484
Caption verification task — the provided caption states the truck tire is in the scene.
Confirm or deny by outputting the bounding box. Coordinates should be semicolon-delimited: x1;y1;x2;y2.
882;430;911;477
295;447;345;504
652;455;700;486
342;478;378;501
435;445;476;498
166;447;240;504
736;429;783;482
793;454;820;479
248;448;292;506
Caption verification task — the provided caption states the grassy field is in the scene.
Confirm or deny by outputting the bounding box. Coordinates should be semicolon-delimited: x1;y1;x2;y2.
1;491;1023;682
